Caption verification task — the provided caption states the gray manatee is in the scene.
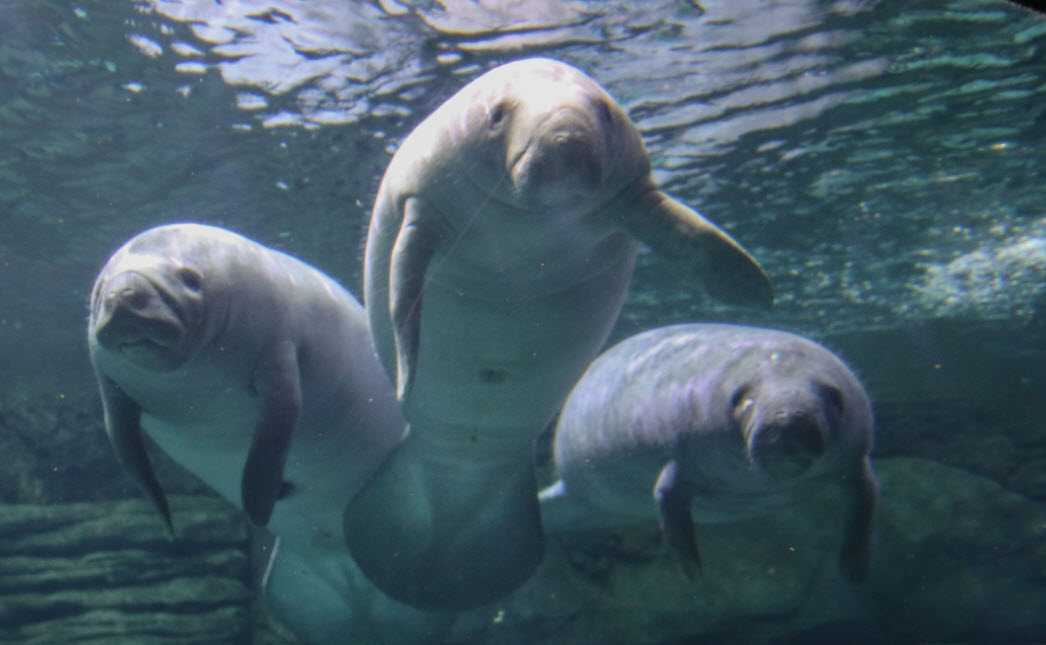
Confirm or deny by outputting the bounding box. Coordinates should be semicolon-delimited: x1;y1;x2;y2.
540;323;878;582
86;222;428;639
88;224;440;642
87;223;405;543
349;57;773;610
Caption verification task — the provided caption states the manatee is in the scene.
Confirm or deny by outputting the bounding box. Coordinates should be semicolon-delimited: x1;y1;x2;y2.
87;223;406;557
540;323;878;582
348;57;773;610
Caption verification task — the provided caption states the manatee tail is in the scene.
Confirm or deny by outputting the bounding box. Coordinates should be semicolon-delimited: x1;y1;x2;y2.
344;438;545;610
616;180;773;308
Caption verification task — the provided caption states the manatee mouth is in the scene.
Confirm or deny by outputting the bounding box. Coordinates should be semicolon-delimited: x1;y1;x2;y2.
93;271;188;365
746;415;826;480
117;336;173;353
520;132;601;182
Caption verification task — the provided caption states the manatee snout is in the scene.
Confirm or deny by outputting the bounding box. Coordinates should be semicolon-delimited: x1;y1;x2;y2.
748;411;826;478
551;124;602;172
93;271;188;358
514;111;604;198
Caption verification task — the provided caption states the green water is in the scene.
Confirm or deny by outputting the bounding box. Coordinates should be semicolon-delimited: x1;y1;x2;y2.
1;1;1043;643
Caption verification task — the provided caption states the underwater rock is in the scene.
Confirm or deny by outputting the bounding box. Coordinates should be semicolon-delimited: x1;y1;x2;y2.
913;234;1046;322
1008;453;1046;501
453;490;866;644
865;457;1046;643
4;459;1041;643
821;316;1044;501
0;495;254;643
0;391;212;506
0;391;129;505
449;457;1046;644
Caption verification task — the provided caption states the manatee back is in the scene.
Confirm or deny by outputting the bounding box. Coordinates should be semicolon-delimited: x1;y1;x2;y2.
550;324;730;515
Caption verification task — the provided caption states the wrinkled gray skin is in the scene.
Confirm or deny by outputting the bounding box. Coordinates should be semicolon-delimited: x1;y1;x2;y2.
352;57;773;610
540;323;878;582
88;224;446;643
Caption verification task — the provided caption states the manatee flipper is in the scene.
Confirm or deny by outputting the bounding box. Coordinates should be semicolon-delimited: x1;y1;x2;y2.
243;339;302;527
839;457;878;582
389;197;439;401
96;374;174;537
654;460;701;578
618;184;773;308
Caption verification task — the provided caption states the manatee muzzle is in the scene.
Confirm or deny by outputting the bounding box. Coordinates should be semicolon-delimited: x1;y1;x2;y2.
512;111;604;201
745;410;826;480
94;271;189;361
540;127;602;184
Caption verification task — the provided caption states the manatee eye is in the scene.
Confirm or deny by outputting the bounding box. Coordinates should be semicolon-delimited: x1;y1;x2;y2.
819;383;845;416
730;385;752;414
489;102;506;129
597;99;614;125
177;267;203;292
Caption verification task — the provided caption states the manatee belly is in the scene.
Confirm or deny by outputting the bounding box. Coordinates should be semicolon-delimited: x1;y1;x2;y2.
142;415;255;506
409;263;632;434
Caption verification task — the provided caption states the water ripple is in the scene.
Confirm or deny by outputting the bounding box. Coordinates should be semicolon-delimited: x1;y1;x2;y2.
1;0;1043;392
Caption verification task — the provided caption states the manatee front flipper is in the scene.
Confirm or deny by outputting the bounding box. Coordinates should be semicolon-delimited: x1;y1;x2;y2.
839;457;878;582
617;182;773;308
96;373;174;537
654;460;702;579
243;339;302;527
388;197;440;401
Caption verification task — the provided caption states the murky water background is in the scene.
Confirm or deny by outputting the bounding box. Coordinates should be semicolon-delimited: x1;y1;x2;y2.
1;1;1044;643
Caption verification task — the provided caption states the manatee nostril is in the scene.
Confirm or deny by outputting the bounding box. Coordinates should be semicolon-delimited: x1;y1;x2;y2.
101;273;156;314
551;131;572;146
177;267;203;292
126;288;152;311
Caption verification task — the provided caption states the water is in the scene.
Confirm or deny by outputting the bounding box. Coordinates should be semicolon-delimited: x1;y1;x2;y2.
1;0;1043;643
